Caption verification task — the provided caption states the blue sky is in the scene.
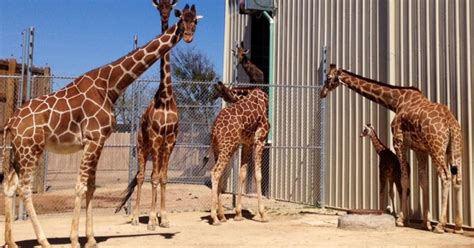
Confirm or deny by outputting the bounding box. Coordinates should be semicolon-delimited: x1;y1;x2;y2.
0;0;225;84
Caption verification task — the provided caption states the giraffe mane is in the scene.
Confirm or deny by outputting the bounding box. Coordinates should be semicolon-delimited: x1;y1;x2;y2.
341;69;422;93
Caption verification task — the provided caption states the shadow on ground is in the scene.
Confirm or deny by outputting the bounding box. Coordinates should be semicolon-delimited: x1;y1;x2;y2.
199;209;255;225
15;232;179;247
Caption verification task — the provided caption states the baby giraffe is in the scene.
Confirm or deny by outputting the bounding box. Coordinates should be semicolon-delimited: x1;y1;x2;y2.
360;124;409;214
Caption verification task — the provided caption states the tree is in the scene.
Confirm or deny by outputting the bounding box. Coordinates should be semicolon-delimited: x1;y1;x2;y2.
171;47;220;145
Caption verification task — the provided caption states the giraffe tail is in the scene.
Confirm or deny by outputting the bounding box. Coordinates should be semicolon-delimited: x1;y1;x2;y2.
448;124;462;176
1;120;13;183
115;170;139;214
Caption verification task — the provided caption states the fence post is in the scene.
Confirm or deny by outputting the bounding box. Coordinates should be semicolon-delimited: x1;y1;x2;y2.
126;35;139;215
318;46;328;209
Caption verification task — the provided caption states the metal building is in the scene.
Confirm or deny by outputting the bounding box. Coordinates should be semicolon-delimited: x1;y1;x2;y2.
223;0;474;228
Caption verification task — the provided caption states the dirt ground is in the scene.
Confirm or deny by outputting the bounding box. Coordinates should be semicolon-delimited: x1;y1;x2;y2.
1;206;473;247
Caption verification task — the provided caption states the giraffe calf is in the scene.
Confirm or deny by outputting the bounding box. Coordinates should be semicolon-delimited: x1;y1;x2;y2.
360;124;409;214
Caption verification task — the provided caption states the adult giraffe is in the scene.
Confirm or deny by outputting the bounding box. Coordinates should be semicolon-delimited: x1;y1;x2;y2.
320;65;463;234
209;82;269;225
2;4;201;248
115;0;180;231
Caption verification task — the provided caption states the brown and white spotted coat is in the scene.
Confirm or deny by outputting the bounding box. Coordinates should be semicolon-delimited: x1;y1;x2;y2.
2;5;200;248
321;64;463;234
209;82;269;225
361;123;407;214
115;0;194;231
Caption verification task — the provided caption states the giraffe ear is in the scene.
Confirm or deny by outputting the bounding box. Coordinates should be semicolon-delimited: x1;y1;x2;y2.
243;49;249;54
196;15;203;20
152;0;159;8
174;9;182;18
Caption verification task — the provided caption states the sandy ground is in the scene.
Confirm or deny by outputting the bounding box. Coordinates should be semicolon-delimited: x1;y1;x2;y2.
1;207;473;248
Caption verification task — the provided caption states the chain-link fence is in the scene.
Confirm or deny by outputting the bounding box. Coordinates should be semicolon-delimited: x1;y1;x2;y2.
0;74;326;218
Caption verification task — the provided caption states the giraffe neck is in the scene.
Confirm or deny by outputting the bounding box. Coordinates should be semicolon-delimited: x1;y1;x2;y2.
79;23;182;104
154;19;174;105
241;56;264;83
338;70;420;112
367;130;387;154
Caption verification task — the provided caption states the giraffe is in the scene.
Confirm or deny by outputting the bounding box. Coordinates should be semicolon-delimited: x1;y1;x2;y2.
1;4;201;248
209;81;269;225
233;41;264;85
360;123;408;214
114;0;179;231
320;64;463;234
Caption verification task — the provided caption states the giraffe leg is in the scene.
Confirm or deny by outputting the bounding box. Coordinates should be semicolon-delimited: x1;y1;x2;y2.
217;173;227;222
84;174;97;248
392;120;409;227
211;150;232;225
3;170;19;248
450;152;463;234
432;154;450;234
388;182;395;214
253;134;267;222
452;176;463;234
17;150;51;248
70;140;103;248
148;148;160;231
235;145;251;221
416;152;432;231
158;143;175;228
131;144;147;226
379;171;388;212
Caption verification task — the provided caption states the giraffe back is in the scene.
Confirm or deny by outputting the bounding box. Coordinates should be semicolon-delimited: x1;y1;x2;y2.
212;88;269;146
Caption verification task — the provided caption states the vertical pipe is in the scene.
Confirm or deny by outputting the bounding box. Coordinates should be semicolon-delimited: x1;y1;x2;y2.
18;30;27;107
262;11;274;144
319;46;328;208
25;27;35;100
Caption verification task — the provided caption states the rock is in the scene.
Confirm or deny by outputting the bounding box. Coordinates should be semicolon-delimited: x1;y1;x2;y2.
337;214;395;231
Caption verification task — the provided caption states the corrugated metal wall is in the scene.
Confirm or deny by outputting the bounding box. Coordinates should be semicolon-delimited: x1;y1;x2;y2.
224;0;474;227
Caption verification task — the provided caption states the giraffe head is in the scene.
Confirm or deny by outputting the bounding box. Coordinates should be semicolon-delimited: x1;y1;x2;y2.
232;41;249;64
360;123;375;137
152;0;178;24
213;81;240;103
320;64;341;98
175;4;202;43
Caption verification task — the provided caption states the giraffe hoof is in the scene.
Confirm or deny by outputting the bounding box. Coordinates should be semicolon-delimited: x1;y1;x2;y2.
234;215;244;221
159;221;170;228
71;241;80;248
85;240;98;248
147;223;157;231
454;227;464;234
395;217;405;227
219;216;227;222
131;218;139;226
212;220;221;226
6;243;19;248
433;224;445;234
